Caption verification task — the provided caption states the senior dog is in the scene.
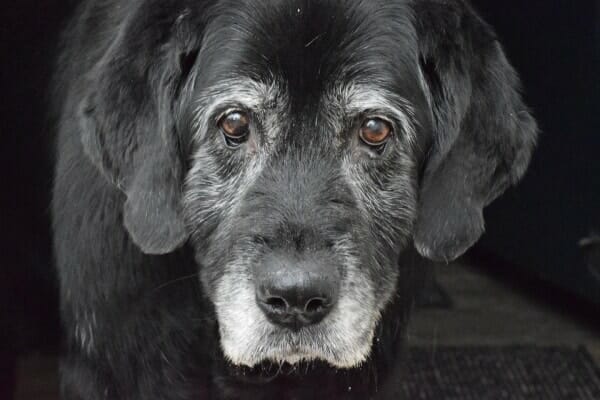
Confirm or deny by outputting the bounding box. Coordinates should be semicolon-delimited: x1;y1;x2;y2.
52;0;537;398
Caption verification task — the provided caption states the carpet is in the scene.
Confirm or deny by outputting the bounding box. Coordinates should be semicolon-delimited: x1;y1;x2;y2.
403;346;600;400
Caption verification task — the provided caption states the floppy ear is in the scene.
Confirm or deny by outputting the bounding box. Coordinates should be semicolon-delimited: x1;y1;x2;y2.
413;1;537;262
79;6;200;255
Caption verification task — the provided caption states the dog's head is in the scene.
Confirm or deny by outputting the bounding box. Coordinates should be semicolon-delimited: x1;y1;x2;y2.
79;0;536;369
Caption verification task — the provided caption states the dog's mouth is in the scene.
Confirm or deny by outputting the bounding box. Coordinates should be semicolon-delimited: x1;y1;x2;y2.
247;344;339;367
218;314;379;370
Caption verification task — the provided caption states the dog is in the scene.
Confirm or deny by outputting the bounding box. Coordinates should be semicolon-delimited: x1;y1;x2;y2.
51;0;537;398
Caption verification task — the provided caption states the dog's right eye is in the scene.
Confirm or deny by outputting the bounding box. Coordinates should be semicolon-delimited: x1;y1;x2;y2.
219;111;250;147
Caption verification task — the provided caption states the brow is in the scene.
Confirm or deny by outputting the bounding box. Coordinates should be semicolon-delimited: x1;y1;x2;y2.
191;78;283;139
325;82;417;144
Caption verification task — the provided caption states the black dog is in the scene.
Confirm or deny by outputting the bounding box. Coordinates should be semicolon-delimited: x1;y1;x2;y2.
51;0;537;398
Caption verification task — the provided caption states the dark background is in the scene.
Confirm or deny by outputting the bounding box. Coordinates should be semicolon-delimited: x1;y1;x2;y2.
474;0;600;306
1;0;598;395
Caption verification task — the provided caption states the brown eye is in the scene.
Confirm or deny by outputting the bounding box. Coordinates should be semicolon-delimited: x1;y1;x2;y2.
359;118;392;147
219;111;250;145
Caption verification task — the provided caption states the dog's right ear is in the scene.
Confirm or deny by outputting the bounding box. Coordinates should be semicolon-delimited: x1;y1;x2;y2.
79;5;202;255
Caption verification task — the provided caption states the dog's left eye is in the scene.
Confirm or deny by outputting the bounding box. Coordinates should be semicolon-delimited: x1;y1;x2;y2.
219;111;250;147
359;118;393;148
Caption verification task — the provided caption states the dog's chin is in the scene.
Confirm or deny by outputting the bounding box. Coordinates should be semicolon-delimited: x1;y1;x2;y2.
222;347;373;370
219;325;377;370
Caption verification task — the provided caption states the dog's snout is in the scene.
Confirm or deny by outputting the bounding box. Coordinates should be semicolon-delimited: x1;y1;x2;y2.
257;275;336;329
255;253;339;331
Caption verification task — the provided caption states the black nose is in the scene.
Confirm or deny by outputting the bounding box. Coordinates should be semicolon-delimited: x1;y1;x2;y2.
255;253;339;331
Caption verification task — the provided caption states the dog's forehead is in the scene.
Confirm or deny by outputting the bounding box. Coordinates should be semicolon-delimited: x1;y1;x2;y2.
199;0;419;100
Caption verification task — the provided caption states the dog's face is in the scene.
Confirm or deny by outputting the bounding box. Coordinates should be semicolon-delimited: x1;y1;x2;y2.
80;0;536;370
183;1;426;368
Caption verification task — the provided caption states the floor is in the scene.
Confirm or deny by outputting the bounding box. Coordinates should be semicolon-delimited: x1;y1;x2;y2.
12;260;600;399
408;261;600;363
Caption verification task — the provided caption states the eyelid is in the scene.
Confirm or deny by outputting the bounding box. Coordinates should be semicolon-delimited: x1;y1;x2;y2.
362;113;394;128
214;106;250;125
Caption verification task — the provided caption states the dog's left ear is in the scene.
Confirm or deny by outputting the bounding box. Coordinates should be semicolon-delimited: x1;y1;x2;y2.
413;1;537;262
79;7;201;254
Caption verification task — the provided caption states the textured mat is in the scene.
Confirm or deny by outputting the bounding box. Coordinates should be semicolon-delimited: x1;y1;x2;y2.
403;346;600;400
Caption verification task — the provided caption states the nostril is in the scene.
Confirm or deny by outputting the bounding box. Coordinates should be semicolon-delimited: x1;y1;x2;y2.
304;297;327;314
265;296;288;311
255;258;340;329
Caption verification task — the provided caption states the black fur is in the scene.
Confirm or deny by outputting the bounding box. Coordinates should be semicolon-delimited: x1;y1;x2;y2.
52;0;537;399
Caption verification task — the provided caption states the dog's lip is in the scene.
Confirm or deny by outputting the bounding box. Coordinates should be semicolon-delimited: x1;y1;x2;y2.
226;344;367;370
222;339;328;366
